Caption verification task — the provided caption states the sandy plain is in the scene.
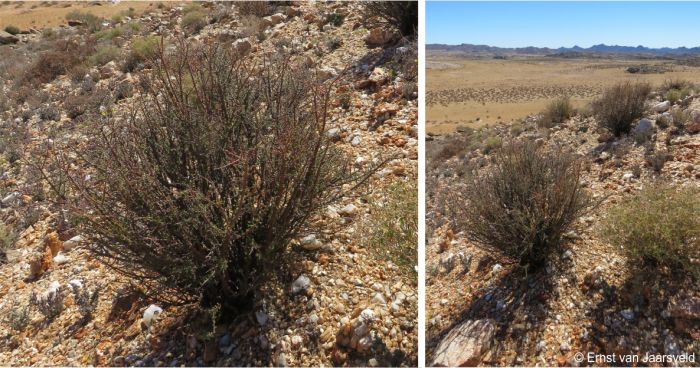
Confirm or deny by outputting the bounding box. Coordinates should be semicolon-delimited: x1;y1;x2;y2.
427;55;700;134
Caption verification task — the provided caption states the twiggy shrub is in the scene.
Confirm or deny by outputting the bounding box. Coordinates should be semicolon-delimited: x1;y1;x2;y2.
65;43;375;310
602;183;700;276
593;82;651;136
455;140;592;268
363;1;417;38
540;96;573;128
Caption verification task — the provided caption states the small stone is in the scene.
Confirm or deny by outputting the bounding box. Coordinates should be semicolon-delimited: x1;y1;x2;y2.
372;292;386;305
338;204;358;217
291;275;311;294
620;309;635;321
351;136;361;146
255;311;268;326
142;304;163;328
491;264;503;274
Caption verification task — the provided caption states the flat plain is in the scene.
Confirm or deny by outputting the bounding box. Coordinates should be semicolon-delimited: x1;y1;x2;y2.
427;54;700;134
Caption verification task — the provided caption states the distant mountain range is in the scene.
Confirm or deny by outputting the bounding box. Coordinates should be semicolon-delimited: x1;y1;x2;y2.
427;43;700;56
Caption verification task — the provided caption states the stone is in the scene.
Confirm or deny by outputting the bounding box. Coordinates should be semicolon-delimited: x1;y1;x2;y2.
232;38;251;56
491;264;503;274
53;252;70;265
667;294;700;338
368;67;389;86
44;232;63;257
301;234;322;250
430;319;497;367
291;275;311;294
620;309;635;321
364;27;398;47
203;340;218;363
338;204;358;217
1;191;22;207
63;235;83;251
351;135;361;146
652;100;671;113
327;128;341;142
372;292;386;305
255;311;268;326
633;118;654;138
67;19;84;27
0;30;19;45
317;66;338;81
142;304;163;328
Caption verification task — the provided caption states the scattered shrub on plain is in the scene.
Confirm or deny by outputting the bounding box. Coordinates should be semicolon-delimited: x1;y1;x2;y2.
88;45;120;66
593;82;651;136
602;183;700;276
454;140;592;268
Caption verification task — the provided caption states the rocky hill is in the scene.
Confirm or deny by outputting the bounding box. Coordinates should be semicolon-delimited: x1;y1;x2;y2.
0;2;417;366
426;84;700;366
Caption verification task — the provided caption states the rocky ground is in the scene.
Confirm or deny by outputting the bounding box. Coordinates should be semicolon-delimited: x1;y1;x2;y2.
0;2;417;366
427;91;700;366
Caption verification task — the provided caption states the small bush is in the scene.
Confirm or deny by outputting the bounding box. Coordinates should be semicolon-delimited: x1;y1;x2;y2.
30;286;65;323
454;140;592;268
363;1;418;38
646;150;670;175
237;1;269;17
602;183;700;276
21;50;80;86
325;13;344;27
0;222;15;262
363;180;417;277
671;108;691;131
4;25;20;35
95;27;124;41
64;42;376;310
240;14;265;41
182;11;206;34
540;96;573;128
3;299;30;332
69;282;99;321
88;45;120;66
482;135;502;154
122;36;160;73
39;105;60;121
593;82;651;136
65;11;103;33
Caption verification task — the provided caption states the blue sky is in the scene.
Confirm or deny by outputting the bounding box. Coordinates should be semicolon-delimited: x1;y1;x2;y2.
427;2;700;48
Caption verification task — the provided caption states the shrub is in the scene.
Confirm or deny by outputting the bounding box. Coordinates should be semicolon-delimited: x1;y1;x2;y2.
4;25;19;35
237;1;269;17
122;36;160;72
3;299;30;332
39;105;60;121
602;183;700;276
671;108;691;131
0;222;15;262
30;285;65;323
593;82;651;136
540;96;573;128
65;11;103;33
325;12;344;27
240;14;265;41
363;180;417;277
95;27;124;41
69;282;99;321
88;45;120;66
455;140;592;268
363;1;418;38
21;50;80;86
646;150;670;175
182;11;206;34
482;135;502;154
182;2;202;14
63;42;377;310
